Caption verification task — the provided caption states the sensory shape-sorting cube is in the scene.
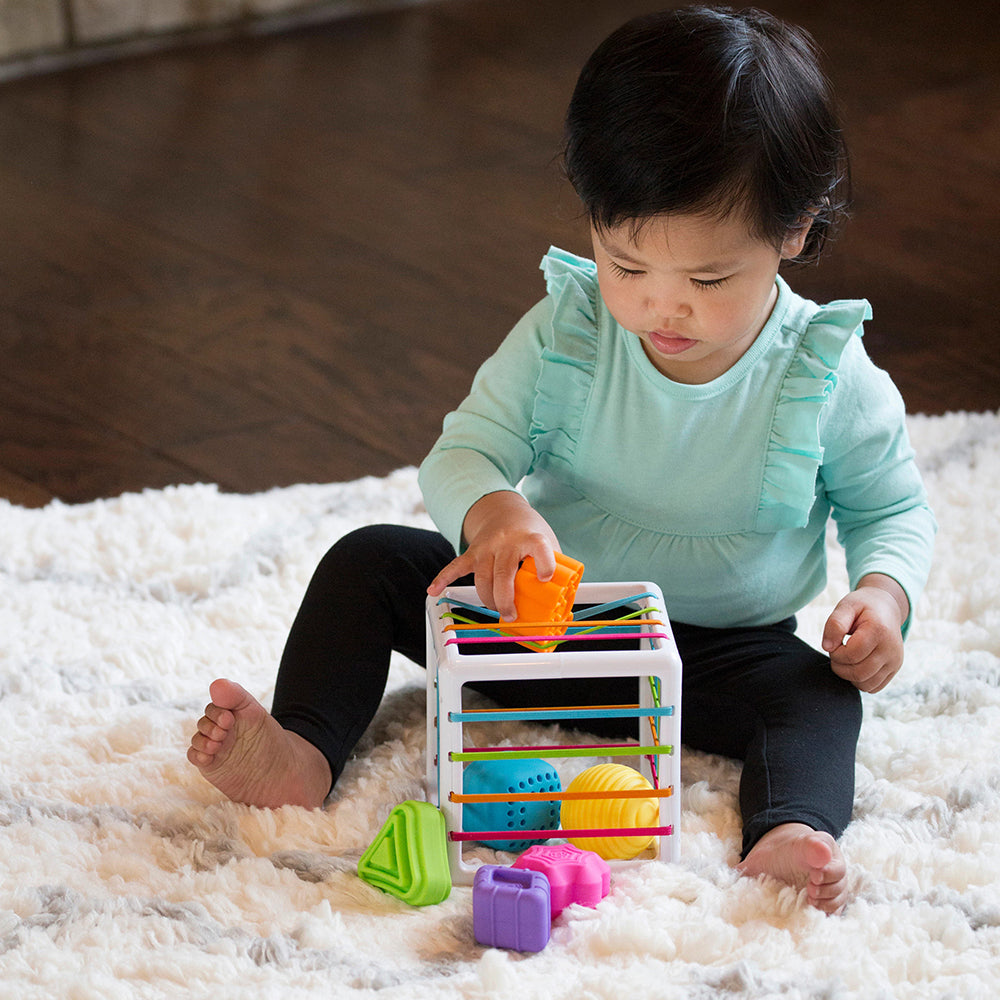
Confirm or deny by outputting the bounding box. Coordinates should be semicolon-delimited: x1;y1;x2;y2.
357;800;452;906
426;580;681;885
511;843;610;917
463;758;562;852
473;865;551;952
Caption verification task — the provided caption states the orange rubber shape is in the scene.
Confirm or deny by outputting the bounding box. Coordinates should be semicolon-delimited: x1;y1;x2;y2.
501;551;584;639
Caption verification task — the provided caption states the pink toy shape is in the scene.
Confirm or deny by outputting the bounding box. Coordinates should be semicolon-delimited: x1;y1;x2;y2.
473;865;551;952
511;844;611;918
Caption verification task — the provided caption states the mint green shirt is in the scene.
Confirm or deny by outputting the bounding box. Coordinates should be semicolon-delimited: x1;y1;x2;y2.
419;248;935;629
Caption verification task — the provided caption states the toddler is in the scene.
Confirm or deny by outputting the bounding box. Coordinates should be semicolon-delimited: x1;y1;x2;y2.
188;6;935;915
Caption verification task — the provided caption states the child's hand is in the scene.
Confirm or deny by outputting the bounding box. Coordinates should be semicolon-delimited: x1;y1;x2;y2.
426;491;560;620
821;574;910;693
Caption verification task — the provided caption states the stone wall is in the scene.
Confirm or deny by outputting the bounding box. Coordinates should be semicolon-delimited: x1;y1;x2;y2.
0;0;426;75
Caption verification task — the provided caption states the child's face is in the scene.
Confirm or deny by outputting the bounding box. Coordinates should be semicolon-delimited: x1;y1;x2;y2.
591;213;808;385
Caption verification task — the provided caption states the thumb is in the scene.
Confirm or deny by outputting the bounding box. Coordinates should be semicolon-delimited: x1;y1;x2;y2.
822;596;860;653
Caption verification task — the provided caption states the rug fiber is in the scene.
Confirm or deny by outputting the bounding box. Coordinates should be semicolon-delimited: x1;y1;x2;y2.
1;411;999;998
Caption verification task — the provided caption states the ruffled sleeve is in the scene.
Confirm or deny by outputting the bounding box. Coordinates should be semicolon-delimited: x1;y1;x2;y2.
756;298;873;531
527;248;601;474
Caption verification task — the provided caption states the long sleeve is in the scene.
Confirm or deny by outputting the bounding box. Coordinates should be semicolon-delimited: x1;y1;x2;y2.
818;337;936;628
418;297;554;551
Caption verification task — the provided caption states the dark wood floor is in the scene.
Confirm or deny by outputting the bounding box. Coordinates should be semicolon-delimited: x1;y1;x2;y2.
0;0;997;507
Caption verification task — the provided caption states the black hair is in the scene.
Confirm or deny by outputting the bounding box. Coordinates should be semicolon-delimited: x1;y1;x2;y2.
563;5;850;264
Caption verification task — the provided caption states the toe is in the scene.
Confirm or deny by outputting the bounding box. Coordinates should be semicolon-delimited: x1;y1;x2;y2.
806;868;849;914
802;833;836;871
203;703;236;729
810;886;848;915
189;731;221;756
208;678;254;712
198;714;229;741
187;744;212;767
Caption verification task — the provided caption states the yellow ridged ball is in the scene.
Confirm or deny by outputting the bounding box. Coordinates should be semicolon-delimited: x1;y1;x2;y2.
560;763;659;860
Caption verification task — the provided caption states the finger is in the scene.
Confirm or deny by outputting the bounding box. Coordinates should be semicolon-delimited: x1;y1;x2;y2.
474;557;498;616
829;657;859;687
822;602;859;653
829;628;878;667
427;553;474;596
860;662;897;694
492;552;523;621
832;650;893;693
838;663;879;692
530;544;558;583
829;650;875;689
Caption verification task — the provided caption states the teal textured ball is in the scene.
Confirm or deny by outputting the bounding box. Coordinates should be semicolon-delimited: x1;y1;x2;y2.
463;759;562;852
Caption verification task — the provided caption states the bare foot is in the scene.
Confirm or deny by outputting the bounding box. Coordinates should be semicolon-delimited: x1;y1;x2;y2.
187;678;332;808
737;823;848;915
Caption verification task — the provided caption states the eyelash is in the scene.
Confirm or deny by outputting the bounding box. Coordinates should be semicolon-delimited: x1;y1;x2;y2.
609;261;643;279
691;276;731;290
608;260;732;290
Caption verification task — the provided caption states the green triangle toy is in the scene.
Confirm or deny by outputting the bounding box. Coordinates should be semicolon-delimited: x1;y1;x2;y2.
357;800;452;906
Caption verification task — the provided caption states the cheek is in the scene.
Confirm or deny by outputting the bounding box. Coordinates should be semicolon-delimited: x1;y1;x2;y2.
599;283;637;327
705;297;749;336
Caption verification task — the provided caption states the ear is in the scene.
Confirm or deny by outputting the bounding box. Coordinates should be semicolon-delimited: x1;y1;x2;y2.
780;217;814;261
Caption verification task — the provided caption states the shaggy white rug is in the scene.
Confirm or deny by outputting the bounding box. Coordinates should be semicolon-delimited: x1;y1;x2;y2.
1;411;999;999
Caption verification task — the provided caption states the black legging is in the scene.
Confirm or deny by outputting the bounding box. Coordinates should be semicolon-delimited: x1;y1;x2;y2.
271;524;862;856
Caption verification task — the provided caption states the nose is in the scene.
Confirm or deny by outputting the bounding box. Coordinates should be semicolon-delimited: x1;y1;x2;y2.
646;284;692;321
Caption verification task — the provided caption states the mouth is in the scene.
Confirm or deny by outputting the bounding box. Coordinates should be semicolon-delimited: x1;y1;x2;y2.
647;330;699;356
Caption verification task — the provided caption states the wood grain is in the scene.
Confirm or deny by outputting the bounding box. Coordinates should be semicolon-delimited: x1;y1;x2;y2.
0;0;996;505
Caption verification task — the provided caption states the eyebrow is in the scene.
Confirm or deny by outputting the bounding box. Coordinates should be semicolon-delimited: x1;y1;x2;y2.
599;240;646;265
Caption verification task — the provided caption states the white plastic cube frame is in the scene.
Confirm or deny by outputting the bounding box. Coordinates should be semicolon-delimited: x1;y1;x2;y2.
426;581;682;884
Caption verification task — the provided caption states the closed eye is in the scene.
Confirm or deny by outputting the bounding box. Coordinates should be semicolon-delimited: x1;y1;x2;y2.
609;260;644;279
692;275;731;290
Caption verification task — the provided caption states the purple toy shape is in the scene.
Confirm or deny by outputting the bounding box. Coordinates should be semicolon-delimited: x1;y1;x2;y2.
473;865;551;952
511;844;611;917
